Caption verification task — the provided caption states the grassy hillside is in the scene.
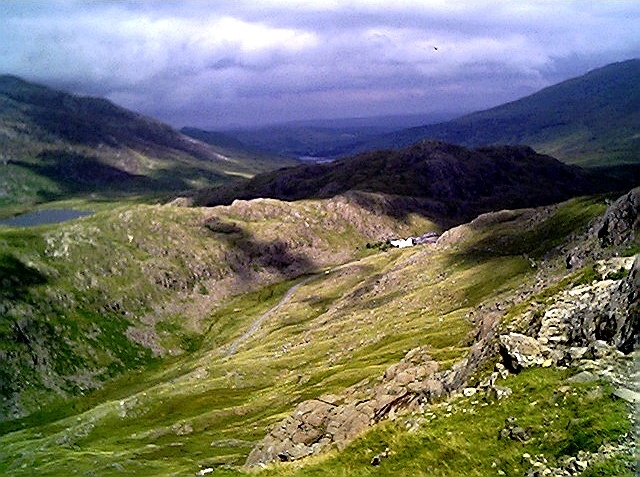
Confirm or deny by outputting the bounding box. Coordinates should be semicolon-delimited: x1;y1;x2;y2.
0;194;436;421
0;191;635;476
349;59;640;167
0;76;294;214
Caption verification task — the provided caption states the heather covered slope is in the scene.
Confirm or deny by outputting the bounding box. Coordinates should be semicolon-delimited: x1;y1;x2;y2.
0;76;293;212
345;59;640;167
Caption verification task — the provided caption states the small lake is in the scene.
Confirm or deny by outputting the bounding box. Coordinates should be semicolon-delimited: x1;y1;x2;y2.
0;209;93;227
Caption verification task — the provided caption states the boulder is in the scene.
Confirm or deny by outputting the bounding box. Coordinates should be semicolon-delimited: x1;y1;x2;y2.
499;333;544;372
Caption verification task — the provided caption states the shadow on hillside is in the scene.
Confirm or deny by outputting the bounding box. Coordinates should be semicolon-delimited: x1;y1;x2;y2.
10;151;157;197
153;163;231;189
0;253;48;302
204;217;315;279
11;149;242;202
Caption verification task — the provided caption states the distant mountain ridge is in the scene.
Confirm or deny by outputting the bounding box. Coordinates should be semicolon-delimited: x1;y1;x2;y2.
185;60;640;166
0;75;291;210
349;59;640;166
0;75;216;159
192;140;619;227
192;111;463;159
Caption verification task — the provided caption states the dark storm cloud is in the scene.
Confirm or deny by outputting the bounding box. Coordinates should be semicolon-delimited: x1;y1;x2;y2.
1;1;639;128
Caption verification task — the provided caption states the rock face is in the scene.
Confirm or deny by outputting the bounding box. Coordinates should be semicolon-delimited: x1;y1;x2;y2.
245;348;442;467
597;187;640;247
499;255;639;369
540;258;638;352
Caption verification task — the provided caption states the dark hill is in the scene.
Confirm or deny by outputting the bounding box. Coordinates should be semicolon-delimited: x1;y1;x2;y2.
0;75;220;159
193;140;614;227
347;59;640;167
0;76;290;209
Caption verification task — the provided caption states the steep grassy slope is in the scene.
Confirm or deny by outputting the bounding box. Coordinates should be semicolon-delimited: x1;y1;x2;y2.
349;59;640;167
0;76;294;213
192;141;614;227
1;191;634;476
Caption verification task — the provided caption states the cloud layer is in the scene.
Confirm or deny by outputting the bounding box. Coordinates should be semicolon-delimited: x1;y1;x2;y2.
2;1;639;128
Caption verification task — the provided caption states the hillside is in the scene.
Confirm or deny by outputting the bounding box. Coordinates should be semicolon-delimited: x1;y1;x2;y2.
191;140;620;227
347;59;640;167
0;186;637;476
0;76;294;213
0;65;638;477
0;195;437;421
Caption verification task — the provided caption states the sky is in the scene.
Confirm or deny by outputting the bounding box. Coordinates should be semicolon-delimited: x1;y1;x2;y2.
1;1;639;129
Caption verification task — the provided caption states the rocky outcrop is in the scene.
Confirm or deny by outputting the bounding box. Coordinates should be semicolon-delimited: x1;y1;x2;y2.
499;333;546;372
563;186;638;270
500;256;638;369
245;348;441;467
246;311;501;468
540;259;637;353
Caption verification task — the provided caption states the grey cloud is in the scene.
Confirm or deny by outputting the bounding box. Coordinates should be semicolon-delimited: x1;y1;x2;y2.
1;1;638;128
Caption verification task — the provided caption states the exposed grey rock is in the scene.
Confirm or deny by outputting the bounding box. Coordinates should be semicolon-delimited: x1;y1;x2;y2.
590;339;615;359
537;256;638;356
244;348;439;467
462;387;477;397
596;187;640;247
613;387;640;403
499;333;544;372
524;439;634;477
566;371;598;384
500;417;529;442
488;385;513;400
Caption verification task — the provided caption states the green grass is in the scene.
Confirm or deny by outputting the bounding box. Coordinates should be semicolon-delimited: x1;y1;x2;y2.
455;196;607;260
259;368;633;477
0;192;633;476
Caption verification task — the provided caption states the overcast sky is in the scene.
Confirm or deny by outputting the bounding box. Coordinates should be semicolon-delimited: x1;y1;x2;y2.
1;1;639;129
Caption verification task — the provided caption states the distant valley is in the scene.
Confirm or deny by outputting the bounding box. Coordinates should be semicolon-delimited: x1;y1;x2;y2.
0;60;638;476
185;59;640;171
182;111;464;160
